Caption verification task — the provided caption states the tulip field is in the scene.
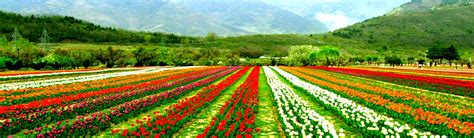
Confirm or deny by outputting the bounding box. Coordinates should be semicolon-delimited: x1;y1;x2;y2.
0;66;472;137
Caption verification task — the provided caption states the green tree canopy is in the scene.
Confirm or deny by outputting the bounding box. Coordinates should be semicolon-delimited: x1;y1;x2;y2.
442;45;460;66
288;45;315;66
318;46;340;66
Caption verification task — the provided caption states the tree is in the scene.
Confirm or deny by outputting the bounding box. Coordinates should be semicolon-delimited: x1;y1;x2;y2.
70;50;95;69
460;50;472;68
385;56;402;67
133;47;158;66
0;57;14;70
407;57;415;65
144;35;152;43
206;32;217;43
238;46;264;58
288;45;315;66
365;55;379;65
417;59;426;66
442;45;460;66
352;57;365;65
308;52;319;65
427;45;443;66
318;46;340;66
94;47;126;68
269;51;286;66
460;51;472;66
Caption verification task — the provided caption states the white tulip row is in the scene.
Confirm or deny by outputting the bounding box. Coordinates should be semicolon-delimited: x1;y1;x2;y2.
0;66;198;91
0;68;136;79
271;66;439;137
263;67;340;137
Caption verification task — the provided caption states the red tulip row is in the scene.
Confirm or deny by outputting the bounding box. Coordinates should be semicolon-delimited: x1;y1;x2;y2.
284;67;474;136
311;66;474;97
115;67;252;137
0;67;232;136
358;66;474;78
199;66;260;137
17;66;241;137
0;67;218;114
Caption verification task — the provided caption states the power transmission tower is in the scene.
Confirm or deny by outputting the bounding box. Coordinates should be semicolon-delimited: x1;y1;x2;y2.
40;29;50;51
11;28;23;58
11;27;22;49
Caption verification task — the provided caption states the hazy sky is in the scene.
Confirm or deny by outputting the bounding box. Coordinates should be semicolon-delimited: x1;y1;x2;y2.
261;0;411;30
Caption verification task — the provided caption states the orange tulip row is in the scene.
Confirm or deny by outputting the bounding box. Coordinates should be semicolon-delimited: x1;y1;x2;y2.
294;67;473;118
281;67;473;136
0;67;212;104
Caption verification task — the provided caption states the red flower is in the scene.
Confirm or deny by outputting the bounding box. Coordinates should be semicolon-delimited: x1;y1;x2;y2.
121;129;129;136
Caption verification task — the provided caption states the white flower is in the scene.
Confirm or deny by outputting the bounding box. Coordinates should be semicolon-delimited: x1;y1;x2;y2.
270;66;438;137
0;67;192;90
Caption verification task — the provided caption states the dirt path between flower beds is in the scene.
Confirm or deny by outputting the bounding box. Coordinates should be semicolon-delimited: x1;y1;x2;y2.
273;67;362;137
255;67;284;137
173;69;252;137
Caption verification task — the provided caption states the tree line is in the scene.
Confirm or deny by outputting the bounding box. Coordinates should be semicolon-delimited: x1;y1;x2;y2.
280;45;472;69
0;11;187;44
1;34;472;70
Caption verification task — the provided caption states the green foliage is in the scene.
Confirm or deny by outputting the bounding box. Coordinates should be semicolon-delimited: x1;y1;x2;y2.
288;45;315;66
42;54;74;69
365;55;379;65
0;57;13;70
427;45;444;60
0;11;187;44
332;4;474;54
317;46;340;66
385;56;403;67
31;58;47;70
206;32;218;43
417;59;426;65
0;35;7;46
133;47;159;66
460;50;473;63
443;45;461;64
426;45;462;66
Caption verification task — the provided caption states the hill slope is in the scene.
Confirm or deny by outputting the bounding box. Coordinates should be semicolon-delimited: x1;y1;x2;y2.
332;3;474;51
388;0;473;15
0;11;185;43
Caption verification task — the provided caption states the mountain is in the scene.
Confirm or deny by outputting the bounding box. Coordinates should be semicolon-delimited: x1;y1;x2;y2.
179;1;327;35
332;2;474;51
0;0;328;36
389;0;473;15
260;0;410;31
301;1;410;31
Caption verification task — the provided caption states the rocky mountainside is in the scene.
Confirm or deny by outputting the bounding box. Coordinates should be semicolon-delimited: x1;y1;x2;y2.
0;0;329;36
